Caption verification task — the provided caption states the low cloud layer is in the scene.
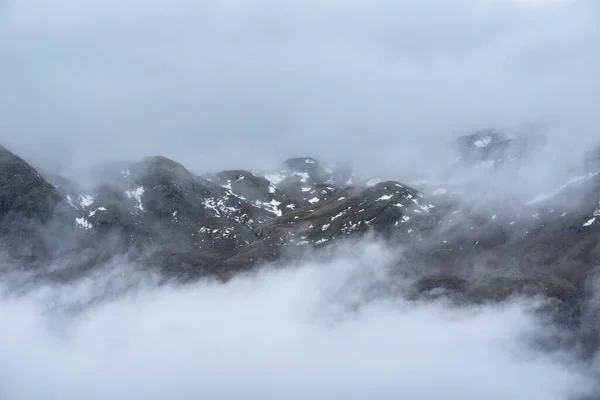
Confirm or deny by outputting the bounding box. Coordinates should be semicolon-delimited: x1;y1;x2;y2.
0;241;596;400
1;0;599;178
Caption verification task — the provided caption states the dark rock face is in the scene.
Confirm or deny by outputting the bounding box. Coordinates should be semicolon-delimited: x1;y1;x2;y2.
284;157;322;175
414;274;470;297
413;273;580;331
159;180;437;281
415;274;577;304
260;157;362;204
0;145;63;222
472;275;578;303
0;145;79;263
71;156;280;270
211;169;303;215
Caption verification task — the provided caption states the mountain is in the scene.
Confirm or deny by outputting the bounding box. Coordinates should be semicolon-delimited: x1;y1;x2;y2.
3;131;600;353
0;144;82;264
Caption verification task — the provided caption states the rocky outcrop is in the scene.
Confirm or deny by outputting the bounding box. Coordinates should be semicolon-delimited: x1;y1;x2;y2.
454;129;546;169
68;156;279;269
414;273;578;304
210;169;303;216
160;180;437;280
0;145;79;263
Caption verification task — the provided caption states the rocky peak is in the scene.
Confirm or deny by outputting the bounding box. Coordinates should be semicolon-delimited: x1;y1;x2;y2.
0;145;80;263
133;156;194;184
211;169;303;216
0;145;64;222
214;170;280;203
284;157;321;173
455;129;545;169
277;157;326;188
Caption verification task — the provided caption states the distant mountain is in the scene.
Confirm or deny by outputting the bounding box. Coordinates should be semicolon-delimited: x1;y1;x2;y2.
2;131;600;345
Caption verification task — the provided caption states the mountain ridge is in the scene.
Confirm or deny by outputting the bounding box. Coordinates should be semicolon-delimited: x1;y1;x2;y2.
2;132;600;317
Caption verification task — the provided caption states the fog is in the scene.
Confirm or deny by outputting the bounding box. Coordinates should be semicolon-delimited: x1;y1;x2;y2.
1;0;599;179
0;241;594;400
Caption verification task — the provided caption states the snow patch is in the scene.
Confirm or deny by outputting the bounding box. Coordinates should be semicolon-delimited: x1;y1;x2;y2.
376;194;393;201
264;173;285;185
583;218;596;227
65;195;78;209
411;198;434;212
126;187;145;211
474;136;492;147
592;200;600;218
262;199;283;216
88;207;107;217
75;217;92;229
203;197;241;222
331;211;346;221
79;195;94;208
293;171;310;183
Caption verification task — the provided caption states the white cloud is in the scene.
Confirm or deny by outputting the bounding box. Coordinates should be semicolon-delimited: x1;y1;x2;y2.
0;242;594;399
0;0;598;178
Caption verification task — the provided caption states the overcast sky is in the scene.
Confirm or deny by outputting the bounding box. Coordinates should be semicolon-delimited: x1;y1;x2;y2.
1;0;599;176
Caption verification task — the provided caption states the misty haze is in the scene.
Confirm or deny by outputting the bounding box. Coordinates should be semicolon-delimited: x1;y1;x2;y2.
2;0;600;399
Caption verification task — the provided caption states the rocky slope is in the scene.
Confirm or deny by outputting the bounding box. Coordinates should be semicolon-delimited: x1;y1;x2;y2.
2;131;600;341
